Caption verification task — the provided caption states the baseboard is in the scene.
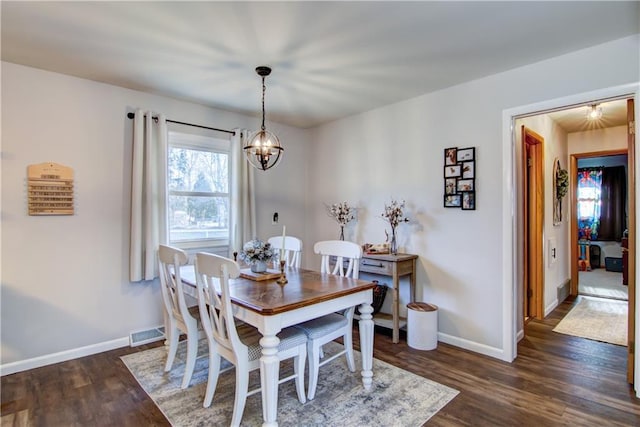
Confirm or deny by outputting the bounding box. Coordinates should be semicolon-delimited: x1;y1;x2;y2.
516;328;525;342
437;332;507;361
544;299;559;317
0;337;129;376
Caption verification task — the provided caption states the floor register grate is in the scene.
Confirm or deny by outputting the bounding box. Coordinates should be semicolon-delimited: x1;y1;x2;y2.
129;326;165;347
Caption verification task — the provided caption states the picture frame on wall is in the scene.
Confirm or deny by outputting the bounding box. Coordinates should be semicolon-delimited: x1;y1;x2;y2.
444;147;457;165
444;194;462;208
445;178;457;195
462;161;474;179
457;147;475;162
443;146;477;210
444;164;461;178
457;178;474;192
462;192;476;210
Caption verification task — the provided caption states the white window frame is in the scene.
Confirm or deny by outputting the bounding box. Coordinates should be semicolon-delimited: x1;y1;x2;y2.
167;131;231;250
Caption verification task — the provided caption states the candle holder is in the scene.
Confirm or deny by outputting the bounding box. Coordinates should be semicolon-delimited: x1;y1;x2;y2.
277;259;288;284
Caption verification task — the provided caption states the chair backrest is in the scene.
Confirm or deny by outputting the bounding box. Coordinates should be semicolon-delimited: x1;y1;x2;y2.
194;252;243;357
268;235;303;268
158;245;191;323
313;240;362;279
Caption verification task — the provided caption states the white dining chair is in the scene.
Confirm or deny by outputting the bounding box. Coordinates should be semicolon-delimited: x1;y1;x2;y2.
294;240;362;400
194;252;308;425
267;235;303;268
158;244;203;389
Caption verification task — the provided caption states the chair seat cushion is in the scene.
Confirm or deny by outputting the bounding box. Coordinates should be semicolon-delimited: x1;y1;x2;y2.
236;323;308;361
187;305;200;317
294;313;348;339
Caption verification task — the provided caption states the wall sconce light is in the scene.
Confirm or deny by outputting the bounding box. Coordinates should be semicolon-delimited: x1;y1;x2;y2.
244;66;284;171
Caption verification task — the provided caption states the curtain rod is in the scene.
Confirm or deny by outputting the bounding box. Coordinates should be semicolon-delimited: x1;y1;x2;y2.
126;112;236;135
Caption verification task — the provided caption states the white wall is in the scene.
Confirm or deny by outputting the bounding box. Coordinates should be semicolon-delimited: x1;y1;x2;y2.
2;34;639;373
0;62;310;370
306;35;639;359
568;125;628;154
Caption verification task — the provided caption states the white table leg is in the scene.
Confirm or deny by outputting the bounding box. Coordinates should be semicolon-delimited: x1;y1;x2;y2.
357;302;374;390
260;334;280;427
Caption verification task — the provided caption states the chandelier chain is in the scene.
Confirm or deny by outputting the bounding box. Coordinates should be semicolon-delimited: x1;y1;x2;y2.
261;76;266;131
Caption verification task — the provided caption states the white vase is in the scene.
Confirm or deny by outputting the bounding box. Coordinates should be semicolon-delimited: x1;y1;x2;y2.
251;260;267;273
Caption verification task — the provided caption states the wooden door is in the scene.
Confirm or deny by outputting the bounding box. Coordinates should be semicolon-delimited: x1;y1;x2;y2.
522;126;544;320
626;98;636;384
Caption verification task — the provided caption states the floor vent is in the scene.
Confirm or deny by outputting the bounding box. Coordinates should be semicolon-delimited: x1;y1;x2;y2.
557;278;571;303
129;326;165;347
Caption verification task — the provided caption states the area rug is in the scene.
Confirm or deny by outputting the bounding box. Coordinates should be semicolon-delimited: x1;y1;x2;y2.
553;296;627;346
121;340;459;426
579;269;628;301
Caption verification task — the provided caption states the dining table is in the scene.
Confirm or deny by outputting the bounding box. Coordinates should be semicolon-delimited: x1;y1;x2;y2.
180;265;376;427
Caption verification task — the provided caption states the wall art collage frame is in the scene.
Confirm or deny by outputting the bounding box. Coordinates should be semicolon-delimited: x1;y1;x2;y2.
443;146;476;210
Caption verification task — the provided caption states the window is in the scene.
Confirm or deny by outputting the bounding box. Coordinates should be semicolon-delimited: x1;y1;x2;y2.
167;131;230;248
577;167;603;240
577;185;599;219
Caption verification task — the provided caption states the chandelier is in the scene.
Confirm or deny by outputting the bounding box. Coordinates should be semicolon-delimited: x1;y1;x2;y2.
244;66;284;171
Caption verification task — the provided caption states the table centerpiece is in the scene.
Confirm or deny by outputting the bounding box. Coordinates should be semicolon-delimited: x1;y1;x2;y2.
239;238;276;273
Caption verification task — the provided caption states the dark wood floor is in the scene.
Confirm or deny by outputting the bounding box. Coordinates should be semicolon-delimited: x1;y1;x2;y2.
2;296;639;426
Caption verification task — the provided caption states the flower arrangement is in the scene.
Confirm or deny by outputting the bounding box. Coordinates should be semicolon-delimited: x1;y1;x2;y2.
382;199;409;228
326;201;356;240
238;239;275;265
327;201;355;225
381;199;409;254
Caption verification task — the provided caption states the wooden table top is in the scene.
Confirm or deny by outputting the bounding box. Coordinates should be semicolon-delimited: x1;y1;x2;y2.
181;267;376;316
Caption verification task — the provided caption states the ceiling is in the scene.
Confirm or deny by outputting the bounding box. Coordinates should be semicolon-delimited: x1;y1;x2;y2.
2;1;638;129
545;99;630;134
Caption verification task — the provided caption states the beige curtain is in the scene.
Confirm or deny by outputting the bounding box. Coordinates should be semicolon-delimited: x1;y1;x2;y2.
229;129;256;257
130;109;168;281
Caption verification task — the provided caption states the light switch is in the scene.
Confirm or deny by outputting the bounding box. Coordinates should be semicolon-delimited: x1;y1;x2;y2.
548;238;557;266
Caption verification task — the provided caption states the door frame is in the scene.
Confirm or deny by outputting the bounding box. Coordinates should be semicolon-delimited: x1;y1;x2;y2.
569;149;628;297
501;82;639;396
522;126;545;321
626;98;636;384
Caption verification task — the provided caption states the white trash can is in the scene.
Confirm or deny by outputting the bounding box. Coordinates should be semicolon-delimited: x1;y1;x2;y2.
407;302;438;350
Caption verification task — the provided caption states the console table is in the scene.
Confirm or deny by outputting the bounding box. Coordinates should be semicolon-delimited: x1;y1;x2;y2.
358;253;418;343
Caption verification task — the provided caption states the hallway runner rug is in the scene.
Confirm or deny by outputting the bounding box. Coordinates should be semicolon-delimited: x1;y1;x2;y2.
553;296;627;346
121;340;459;426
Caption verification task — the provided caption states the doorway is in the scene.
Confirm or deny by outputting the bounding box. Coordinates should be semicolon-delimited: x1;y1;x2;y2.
512;94;636;386
571;152;628;302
